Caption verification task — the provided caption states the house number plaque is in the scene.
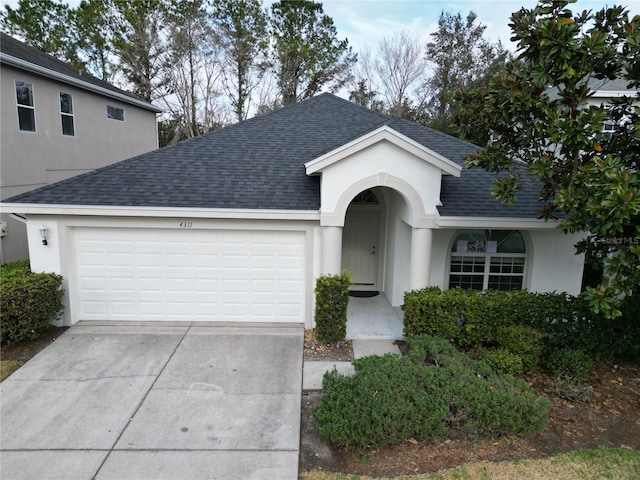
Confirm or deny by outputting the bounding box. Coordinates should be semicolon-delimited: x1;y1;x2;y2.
179;221;193;228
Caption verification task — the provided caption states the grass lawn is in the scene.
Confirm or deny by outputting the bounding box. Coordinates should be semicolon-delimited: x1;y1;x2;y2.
0;360;23;382
300;447;640;480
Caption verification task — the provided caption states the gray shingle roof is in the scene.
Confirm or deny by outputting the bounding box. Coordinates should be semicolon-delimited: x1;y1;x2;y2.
0;32;160;112
3;93;544;218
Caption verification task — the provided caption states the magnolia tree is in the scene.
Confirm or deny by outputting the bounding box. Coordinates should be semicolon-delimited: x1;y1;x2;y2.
456;0;639;317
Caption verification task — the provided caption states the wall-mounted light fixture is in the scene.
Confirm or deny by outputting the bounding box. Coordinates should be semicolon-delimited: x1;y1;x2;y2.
39;225;49;246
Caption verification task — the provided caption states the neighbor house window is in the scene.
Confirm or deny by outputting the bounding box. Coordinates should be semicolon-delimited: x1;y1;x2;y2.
107;105;124;121
449;230;526;291
60;92;74;136
15;80;35;132
602;121;616;139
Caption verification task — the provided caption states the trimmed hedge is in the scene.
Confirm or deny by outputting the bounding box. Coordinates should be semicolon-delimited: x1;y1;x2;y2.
0;259;30;277
403;287;640;363
0;264;64;344
314;271;351;342
312;335;549;450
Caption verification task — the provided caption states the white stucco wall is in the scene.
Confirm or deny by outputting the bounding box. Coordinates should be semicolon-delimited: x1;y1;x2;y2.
317;140;444;226
528;230;585;295
382;189;412;306
429;227;584;296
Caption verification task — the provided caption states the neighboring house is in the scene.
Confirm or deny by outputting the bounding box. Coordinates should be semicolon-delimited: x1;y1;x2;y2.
2;93;586;329
0;33;161;262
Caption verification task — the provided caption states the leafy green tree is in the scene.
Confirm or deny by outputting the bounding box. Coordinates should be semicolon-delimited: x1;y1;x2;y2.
1;0;82;68
457;0;639;317
269;0;356;105
424;11;509;136
212;0;269;121
112;0;169;102
72;0;118;82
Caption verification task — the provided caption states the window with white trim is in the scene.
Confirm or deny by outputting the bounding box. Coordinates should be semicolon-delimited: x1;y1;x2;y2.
15;80;35;132
107;105;124;121
60;92;74;136
449;230;526;291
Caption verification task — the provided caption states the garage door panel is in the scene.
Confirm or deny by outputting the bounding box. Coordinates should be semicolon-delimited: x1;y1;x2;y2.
74;228;305;323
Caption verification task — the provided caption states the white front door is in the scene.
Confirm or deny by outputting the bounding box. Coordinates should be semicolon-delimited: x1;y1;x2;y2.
342;208;380;290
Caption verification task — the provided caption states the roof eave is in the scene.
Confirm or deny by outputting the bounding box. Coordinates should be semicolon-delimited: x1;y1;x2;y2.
1;53;163;113
436;216;560;229
0;203;320;221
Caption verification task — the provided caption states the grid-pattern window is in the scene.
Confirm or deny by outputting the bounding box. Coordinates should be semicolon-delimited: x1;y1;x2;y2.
449;230;526;291
107;105;124;121
15;80;35;132
449;256;485;290
488;257;525;290
60;92;74;136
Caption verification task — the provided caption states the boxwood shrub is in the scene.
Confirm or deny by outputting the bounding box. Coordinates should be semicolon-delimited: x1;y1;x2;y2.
402;287;639;362
0;263;64;344
314;271;351;342
312;335;549;450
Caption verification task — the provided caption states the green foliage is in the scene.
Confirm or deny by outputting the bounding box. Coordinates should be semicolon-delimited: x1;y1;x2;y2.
456;0;640;314
403;287;640;363
495;325;543;371
314;271;351;343
481;348;525;377
424;10;510;137
269;0;356;105
212;0;269;122
0;259;30;277
312;354;448;450
546;347;594;381
312;336;549;450
0;0;81;67
0;270;64;344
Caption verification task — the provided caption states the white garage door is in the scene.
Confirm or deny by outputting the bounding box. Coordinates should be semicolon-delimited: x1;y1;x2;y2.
74;227;306;322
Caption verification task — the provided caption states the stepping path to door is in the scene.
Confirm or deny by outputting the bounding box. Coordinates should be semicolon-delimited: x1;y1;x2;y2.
0;322;304;480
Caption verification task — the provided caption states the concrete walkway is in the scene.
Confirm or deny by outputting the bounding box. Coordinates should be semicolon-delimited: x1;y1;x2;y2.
346;293;404;340
0;322;303;480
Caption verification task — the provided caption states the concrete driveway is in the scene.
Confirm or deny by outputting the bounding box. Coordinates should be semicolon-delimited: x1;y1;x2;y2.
0;322;303;480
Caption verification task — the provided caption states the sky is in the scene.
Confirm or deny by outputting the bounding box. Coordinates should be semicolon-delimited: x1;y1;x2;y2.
1;0;639;56
317;0;640;54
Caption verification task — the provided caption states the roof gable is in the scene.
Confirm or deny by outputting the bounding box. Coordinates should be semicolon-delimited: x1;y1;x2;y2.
305;125;462;177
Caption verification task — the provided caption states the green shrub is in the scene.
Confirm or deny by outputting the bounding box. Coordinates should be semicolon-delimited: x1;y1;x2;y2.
312;335;549;450
481;348;525;376
402;288;640;363
495;325;543;371
0;270;64;344
546;347;594;381
0;259;30;277
312;354;448;450
314;271;351;342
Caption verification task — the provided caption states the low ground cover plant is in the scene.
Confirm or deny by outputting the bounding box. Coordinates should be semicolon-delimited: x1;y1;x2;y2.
0;260;64;344
312;335;549;450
